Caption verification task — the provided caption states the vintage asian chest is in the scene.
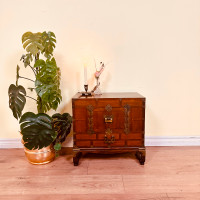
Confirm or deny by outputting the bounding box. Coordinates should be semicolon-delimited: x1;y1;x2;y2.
72;92;146;165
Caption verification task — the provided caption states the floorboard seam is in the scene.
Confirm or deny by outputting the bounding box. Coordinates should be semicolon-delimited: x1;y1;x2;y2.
121;175;126;193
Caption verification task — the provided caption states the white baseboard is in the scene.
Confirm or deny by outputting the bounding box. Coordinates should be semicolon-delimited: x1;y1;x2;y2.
0;136;200;148
145;136;200;146
0;139;23;148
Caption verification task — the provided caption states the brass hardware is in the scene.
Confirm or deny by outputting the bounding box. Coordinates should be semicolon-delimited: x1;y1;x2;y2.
104;135;115;144
87;104;94;112
105;104;112;112
87;105;94;134
105;117;113;123
124;104;130;134
73;145;80;151
105;128;112;135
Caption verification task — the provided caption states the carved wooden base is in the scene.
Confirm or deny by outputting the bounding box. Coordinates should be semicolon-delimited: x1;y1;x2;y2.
73;151;82;166
135;148;146;165
73;148;146;166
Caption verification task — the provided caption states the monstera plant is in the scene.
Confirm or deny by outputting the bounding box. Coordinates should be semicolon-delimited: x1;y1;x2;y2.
8;31;72;155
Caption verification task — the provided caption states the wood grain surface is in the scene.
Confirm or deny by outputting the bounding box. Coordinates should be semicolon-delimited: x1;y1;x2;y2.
72;92;146;165
0;146;199;200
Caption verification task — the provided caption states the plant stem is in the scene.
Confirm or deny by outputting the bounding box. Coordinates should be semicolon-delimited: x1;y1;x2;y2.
37;96;43;113
53;119;67;122
25;95;37;101
28;64;36;76
28;87;35;91
35;52;43;113
19;76;34;82
35;53;40;74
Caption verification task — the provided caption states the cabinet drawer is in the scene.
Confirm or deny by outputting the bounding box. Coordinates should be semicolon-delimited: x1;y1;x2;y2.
93;140;125;147
75;141;91;148
97;133;120;140
97;99;121;107
73;99;96;107
75;134;96;140
127;140;143;147
74;131;144;148
73;99;121;108
122;99;144;107
121;133;143;140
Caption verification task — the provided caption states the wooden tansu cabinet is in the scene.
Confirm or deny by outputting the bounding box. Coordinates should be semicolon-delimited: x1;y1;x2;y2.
72;92;146;165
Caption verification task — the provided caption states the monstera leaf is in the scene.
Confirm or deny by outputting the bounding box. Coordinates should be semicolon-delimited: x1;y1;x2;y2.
34;58;61;113
16;65;20;85
8;84;26;120
22;32;44;55
41;31;56;59
20;112;56;150
20;53;33;68
52;113;72;149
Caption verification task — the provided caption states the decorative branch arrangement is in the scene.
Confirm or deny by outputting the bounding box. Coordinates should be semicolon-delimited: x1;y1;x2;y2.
91;61;105;95
8;31;72;152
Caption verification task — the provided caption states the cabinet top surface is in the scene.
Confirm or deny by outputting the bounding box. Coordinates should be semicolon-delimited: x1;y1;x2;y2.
72;92;145;100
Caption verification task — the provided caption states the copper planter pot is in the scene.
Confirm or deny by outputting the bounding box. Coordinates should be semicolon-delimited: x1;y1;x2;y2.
23;144;55;165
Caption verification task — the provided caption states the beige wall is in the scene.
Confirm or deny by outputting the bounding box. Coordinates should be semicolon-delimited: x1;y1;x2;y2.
1;0;200;142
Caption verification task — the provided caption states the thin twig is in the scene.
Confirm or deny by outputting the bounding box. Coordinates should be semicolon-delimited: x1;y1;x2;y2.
19;76;35;82
28;64;37;76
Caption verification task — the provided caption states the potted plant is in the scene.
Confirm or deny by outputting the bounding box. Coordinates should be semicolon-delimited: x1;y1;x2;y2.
8;31;72;164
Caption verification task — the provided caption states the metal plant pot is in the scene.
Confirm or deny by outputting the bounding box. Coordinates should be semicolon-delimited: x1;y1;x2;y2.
23;144;55;165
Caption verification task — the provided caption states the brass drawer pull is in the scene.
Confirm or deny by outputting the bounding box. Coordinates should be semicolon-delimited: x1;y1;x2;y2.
105;117;113;123
104;135;115;144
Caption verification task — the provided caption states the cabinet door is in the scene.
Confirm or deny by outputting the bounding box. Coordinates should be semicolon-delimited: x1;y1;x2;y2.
73;100;96;148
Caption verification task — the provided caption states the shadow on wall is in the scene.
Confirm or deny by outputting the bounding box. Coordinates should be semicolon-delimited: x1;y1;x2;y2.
145;105;161;137
59;102;74;148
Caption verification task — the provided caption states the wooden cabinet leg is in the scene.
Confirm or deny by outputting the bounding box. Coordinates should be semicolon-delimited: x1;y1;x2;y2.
73;151;82;166
135;148;146;165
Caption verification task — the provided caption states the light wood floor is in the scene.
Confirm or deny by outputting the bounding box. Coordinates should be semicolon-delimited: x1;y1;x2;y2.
0;146;199;200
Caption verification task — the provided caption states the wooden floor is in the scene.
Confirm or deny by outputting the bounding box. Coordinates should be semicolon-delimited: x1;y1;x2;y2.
0;147;199;200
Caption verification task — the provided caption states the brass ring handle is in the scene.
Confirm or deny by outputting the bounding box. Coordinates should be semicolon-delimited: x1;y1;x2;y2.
104;135;115;144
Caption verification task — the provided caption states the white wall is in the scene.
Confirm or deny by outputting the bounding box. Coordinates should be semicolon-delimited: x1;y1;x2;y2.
1;0;200;143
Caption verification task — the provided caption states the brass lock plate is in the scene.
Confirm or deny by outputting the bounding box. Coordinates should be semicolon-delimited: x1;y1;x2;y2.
104;117;113;123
